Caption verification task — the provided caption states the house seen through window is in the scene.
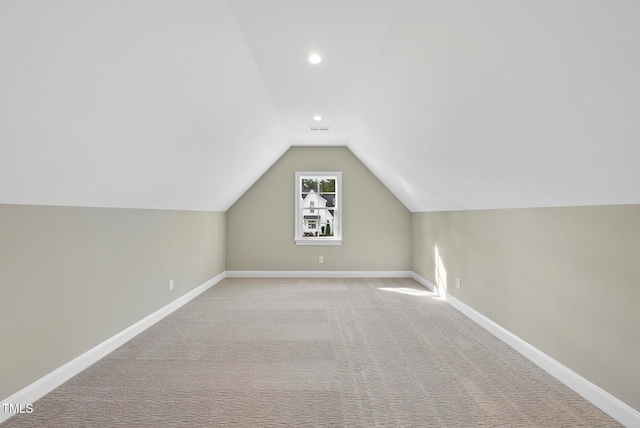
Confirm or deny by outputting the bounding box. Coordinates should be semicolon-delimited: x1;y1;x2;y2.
295;171;342;245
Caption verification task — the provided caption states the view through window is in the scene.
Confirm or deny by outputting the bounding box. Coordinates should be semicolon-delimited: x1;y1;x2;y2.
295;172;342;245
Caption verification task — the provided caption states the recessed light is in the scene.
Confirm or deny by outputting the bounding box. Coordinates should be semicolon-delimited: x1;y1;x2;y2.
313;115;322;121
308;53;322;64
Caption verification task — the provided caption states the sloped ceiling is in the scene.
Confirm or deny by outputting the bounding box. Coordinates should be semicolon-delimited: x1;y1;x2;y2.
1;1;639;212
0;0;288;210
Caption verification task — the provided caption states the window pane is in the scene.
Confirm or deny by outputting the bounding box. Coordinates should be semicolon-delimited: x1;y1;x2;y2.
319;179;335;192
320;192;335;208
320;218;334;236
301;178;318;192
302;212;320;236
303;207;333;237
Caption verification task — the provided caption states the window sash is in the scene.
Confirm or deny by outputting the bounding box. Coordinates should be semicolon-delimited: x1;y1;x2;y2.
295;171;342;245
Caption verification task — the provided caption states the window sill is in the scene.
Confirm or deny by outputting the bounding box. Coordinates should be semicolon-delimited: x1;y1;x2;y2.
294;238;343;246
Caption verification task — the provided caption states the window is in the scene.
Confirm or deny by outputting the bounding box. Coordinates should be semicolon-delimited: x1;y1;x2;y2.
295;171;342;245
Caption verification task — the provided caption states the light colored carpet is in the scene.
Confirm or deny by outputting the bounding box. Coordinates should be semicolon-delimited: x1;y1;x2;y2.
3;278;620;427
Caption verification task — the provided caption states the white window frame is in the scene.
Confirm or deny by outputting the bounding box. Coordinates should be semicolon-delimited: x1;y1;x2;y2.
295;171;342;246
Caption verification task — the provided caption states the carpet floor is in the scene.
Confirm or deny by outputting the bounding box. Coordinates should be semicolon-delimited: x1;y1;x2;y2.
3;277;620;427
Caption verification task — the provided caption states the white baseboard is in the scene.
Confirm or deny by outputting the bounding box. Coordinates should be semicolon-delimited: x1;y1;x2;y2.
226;270;413;278
0;272;226;424
410;271;437;293
410;272;639;427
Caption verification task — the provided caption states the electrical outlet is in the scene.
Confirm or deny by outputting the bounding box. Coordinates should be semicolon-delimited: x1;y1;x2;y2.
319;256;324;263
456;278;461;289
169;279;174;290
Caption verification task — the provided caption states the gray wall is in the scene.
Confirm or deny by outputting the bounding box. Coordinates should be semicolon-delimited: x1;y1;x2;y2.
0;205;225;401
411;205;640;411
226;146;411;271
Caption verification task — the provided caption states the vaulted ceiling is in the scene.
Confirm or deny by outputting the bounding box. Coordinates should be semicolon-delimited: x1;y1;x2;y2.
1;1;639;212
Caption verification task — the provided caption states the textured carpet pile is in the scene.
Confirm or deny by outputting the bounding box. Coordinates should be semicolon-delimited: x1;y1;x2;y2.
4;278;620;427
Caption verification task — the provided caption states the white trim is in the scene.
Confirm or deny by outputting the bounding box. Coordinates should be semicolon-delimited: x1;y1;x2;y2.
410;272;639;427
226;270;412;278
294;238;343;246
410;271;436;293
0;272;227;424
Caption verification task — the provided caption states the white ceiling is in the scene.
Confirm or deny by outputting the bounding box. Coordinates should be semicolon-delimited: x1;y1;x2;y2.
1;0;639;212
